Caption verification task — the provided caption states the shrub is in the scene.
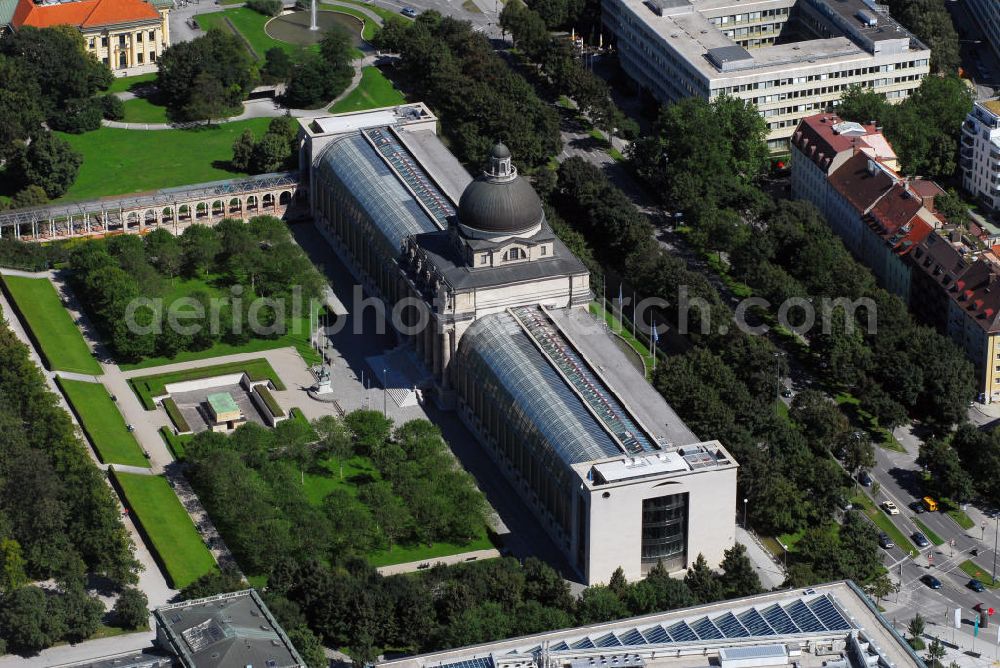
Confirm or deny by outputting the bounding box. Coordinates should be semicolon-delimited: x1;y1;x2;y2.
162;397;191;433
247;0;283;16
100;94;125;121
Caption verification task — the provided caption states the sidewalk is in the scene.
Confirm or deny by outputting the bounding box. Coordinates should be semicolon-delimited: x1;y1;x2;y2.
736;526;786;590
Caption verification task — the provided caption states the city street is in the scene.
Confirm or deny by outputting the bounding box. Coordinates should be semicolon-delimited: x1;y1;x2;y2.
947;0;998;101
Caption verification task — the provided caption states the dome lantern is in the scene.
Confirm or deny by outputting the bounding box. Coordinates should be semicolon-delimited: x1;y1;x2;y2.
458;143;545;240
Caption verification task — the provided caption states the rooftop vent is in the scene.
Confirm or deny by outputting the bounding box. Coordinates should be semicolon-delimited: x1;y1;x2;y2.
856;10;877;26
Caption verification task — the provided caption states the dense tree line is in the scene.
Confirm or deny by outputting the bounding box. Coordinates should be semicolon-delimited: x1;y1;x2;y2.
836;76;973;180
0;237;72;272
67;216;323;362
183;411;489;577
882;0;960;74
0;319;139;653
500;1;636;140
0;26;124;204
156;29;258;121
255;550;757;661
374;12;560;168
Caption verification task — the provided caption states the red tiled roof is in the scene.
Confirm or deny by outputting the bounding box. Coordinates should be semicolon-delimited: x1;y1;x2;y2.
790;113;884;172
869;183;923;237
12;0;159;29
827;152;896;214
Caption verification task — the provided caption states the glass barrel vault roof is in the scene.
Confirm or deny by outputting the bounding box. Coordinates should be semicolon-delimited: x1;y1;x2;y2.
317;132;439;253
456;311;622;466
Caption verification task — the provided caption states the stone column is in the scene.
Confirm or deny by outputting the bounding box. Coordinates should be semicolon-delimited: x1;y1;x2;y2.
440;329;452;389
432;328;441;380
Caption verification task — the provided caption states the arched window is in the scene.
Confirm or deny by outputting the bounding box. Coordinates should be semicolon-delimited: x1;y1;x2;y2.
503;247;525;261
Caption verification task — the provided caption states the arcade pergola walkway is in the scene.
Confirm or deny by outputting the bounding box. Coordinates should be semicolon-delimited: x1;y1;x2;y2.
0;171;302;242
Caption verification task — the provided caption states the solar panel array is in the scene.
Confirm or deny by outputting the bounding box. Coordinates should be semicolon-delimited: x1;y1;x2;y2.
363;127;455;228
512;306;655;455
435;595;853;668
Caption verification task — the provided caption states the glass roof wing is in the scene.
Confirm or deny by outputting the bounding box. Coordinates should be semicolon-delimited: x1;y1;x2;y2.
713;612;750;638
439;659;494;668
785;600;825;633
511;306;655;454
456;313;621;465
737;608;775;636
571;637;595;650
362;126;454;227
808;596;852;631
760;604;799;635
317;133;437;253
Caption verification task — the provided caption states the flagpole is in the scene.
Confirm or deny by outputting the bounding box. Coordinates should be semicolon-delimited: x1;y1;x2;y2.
632;292;636;340
651;319;657;372
617;282;623;335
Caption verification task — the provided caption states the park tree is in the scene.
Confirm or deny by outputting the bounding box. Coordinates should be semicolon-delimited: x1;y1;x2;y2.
908;612;925;640
232;129;256;172
345;410;393;455
250;132;292;173
157;29;257;121
500;1;549;56
608;567;627;597
843;431;875;485
313;415;354;478
882;0;959;73
0;55;44;158
180;224;222;276
684;553;723;603
59;585;104;642
926;637;946;666
719;544;762;598
918;438;974;503
180;567;246;600
833;84;890;125
0;537;28;594
789;390;849;453
11;185;48;210
263;47;294;81
16;132;82;198
575;585;628;624
287;625;328;668
144;228;183;277
113;587;149;630
0;585;65;653
934;189;969;226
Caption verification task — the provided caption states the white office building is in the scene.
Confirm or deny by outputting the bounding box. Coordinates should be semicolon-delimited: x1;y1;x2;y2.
961;100;1000;213
601;0;931;150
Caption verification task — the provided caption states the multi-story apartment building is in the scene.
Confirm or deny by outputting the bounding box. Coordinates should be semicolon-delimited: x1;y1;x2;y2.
961;100;1000;214
967;0;1000;62
792;112;1000;402
8;0;171;75
602;0;930;151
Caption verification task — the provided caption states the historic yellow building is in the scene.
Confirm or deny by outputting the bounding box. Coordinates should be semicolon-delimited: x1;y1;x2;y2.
9;0;170;75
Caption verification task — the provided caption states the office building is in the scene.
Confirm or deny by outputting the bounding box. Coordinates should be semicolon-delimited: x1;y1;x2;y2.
601;0;930;150
376;581;925;668
298;105;738;583
961;100;1000;214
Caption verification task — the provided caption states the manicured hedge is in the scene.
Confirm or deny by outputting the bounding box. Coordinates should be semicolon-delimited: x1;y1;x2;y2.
162;397;191;433
254;384;284;417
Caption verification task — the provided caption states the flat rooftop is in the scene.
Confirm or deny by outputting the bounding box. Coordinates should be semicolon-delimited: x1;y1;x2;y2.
376;582;923;668
589;442;734;484
614;0;924;82
153;589;304;668
308;103;436;136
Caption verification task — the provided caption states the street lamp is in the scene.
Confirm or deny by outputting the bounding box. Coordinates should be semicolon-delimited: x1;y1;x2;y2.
992;513;999;586
743;498;748;530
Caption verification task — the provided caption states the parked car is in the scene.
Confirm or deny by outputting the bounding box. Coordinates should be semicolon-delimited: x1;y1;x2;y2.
922;574;942;589
878;532;894;550
858;470;873;486
881;501;900;515
912;531;931;548
909;500;925;514
781;387;793;398
969;579;986;593
401;6;418;16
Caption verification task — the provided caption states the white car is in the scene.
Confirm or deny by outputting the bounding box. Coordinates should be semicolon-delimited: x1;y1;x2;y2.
881;501;900;515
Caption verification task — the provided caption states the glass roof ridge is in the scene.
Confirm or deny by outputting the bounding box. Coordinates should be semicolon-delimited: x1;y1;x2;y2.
362;126;455;229
509;306;656;456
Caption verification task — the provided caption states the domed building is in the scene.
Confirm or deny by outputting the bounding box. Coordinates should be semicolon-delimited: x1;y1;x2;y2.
299;105;736;586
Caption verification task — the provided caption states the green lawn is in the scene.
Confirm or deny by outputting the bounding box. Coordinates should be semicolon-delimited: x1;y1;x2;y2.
959;559;999;587
129;358;286;409
852;493;916;551
106;73;157;94
2;276;102;375
327;0;411;26
112;471;217;589
121;97;170;124
913;517;944;546
367;528;494;567
329;66;406;114
58;378;148;467
197;8;299;60
55;118;272;202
